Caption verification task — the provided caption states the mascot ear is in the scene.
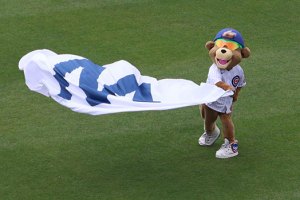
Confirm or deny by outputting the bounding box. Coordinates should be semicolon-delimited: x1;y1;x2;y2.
205;41;215;50
241;47;251;58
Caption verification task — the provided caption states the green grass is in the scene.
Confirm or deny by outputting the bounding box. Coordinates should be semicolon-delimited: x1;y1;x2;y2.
1;0;300;199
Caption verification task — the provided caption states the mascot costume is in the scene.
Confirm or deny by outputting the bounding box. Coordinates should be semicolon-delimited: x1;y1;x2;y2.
198;28;251;158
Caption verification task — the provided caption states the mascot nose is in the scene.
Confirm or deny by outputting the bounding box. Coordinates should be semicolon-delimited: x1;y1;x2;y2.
221;49;227;54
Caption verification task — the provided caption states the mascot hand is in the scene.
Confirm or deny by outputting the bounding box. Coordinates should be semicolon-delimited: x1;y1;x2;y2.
233;92;238;102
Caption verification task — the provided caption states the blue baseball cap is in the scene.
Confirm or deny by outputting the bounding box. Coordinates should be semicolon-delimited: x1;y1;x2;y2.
214;28;245;48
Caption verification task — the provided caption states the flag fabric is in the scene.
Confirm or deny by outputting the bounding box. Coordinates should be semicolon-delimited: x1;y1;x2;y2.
18;49;233;115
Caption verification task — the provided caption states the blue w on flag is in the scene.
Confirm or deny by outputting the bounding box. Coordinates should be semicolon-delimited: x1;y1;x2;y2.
19;49;232;115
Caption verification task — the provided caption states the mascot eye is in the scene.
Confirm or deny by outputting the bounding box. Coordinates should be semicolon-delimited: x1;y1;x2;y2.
215;39;242;50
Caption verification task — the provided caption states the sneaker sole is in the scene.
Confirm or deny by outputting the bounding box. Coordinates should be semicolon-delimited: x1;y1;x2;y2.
216;152;238;159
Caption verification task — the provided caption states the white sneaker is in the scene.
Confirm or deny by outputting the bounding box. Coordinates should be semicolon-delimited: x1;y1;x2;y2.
198;126;220;146
216;139;238;159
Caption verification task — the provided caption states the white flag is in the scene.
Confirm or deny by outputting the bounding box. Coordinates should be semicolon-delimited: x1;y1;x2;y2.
18;49;233;115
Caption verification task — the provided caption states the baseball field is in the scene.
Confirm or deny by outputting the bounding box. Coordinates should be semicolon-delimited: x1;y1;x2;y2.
1;0;299;199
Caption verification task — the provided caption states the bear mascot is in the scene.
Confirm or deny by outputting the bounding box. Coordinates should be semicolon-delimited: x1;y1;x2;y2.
199;28;251;158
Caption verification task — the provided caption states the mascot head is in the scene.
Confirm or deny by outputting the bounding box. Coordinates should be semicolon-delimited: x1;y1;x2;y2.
205;28;251;70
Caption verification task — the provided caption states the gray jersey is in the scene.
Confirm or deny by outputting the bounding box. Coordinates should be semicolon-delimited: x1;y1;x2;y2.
206;64;246;113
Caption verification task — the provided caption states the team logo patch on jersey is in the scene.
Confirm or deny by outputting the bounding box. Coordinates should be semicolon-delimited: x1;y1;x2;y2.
232;76;240;87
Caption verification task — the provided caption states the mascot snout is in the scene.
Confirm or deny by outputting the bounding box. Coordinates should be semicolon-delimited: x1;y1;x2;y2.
215;47;233;69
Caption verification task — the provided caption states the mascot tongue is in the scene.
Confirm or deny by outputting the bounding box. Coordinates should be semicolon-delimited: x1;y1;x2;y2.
218;59;228;65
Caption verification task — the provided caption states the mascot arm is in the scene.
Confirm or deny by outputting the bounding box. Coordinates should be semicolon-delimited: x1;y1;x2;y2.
215;81;235;91
215;81;241;102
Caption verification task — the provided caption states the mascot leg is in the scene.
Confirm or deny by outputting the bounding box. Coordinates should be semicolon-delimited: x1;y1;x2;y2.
202;105;218;132
198;104;220;146
216;113;239;158
219;113;235;143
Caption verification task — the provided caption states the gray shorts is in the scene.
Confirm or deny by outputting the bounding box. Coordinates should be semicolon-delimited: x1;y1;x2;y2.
206;96;233;114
